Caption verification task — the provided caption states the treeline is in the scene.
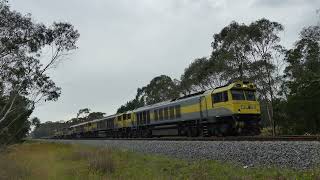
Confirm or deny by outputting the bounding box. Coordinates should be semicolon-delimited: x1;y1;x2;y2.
0;1;79;145
32;108;105;138
117;18;320;135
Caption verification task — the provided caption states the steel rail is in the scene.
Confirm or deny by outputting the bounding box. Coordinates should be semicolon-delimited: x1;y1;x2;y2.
48;136;320;141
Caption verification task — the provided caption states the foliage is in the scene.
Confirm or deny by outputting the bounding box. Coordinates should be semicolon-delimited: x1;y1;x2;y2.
117;75;179;113
0;1;79;144
76;108;90;118
180;57;227;94
117;97;144;113
87;112;105;121
32;109;106;138
0;95;33;145
142;75;180;105
279;24;320;134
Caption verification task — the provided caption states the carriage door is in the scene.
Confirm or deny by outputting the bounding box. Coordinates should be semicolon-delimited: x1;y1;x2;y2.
199;96;208;121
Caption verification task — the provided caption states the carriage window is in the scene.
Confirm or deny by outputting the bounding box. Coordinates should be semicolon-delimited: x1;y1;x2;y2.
159;108;164;120
139;112;143;124
231;90;245;100
127;113;131;119
244;90;256;101
143;111;147;124
164;107;169;120
175;105;181;118
136;113;140;125
154;110;158;121
123;114;127;120
118;116;122;121
146;111;150;124
169;106;175;119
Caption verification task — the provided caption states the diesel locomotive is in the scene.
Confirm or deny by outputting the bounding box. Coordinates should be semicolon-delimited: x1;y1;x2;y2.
54;80;261;138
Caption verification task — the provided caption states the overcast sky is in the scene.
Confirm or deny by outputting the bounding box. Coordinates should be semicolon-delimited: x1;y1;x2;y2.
9;0;320;122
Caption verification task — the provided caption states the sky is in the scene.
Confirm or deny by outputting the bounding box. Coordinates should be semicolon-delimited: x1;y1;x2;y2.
8;0;320;122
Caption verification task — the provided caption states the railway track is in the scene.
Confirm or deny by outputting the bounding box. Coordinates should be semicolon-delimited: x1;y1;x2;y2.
52;135;320;141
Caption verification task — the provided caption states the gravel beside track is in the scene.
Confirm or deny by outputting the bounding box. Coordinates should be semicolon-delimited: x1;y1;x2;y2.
47;139;320;169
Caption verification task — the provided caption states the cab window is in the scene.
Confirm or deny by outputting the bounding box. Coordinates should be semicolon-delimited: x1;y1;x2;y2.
244;90;256;101
231;90;245;100
212;91;228;103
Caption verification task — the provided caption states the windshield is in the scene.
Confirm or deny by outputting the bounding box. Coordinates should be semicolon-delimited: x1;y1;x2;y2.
231;89;256;101
244;90;256;101
231;90;245;100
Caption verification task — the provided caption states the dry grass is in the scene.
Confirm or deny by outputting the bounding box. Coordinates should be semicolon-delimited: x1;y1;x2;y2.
62;148;115;174
0;151;30;180
88;149;115;174
0;141;319;180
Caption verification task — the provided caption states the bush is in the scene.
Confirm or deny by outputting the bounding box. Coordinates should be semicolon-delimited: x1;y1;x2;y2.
260;127;283;136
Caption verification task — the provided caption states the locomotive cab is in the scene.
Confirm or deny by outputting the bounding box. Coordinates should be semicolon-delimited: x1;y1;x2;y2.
210;81;261;135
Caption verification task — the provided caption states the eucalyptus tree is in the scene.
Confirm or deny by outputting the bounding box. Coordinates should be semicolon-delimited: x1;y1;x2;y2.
211;21;252;80
282;24;320;134
0;1;79;143
180;57;227;95
209;19;285;135
142;75;180;105
247;19;285;135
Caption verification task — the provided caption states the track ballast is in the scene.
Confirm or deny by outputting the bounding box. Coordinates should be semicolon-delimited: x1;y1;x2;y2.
52;135;320;141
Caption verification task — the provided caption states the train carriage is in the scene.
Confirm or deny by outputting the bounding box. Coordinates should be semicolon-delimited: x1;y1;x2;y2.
55;80;261;139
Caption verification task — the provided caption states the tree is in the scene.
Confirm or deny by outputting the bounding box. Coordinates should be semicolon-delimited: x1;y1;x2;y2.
76;108;90;119
209;19;285;135
248;19;285;135
281;24;320;134
87;112;105;120
180;57;227;95
211;21;252;80
117;75;179;112
0;1;79;143
0;94;33;145
142;75;180;105
31;117;40;128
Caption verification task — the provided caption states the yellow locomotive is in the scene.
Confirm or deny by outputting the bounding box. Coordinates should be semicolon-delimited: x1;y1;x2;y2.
56;80;261;138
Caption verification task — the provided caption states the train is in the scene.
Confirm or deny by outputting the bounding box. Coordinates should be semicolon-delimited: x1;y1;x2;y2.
53;80;261;139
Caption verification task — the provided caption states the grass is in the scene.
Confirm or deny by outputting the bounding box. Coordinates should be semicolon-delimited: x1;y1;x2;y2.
0;141;319;180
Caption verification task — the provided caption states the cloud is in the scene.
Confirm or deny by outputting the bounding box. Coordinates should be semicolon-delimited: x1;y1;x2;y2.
252;0;318;7
7;0;320;122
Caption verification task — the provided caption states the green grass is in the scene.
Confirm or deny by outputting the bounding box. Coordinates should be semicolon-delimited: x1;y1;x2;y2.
0;141;319;180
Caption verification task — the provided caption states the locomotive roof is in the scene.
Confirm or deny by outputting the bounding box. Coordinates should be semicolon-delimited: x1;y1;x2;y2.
134;90;212;112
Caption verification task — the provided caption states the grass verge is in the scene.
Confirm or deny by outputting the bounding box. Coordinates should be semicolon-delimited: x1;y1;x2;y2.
0;141;319;180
